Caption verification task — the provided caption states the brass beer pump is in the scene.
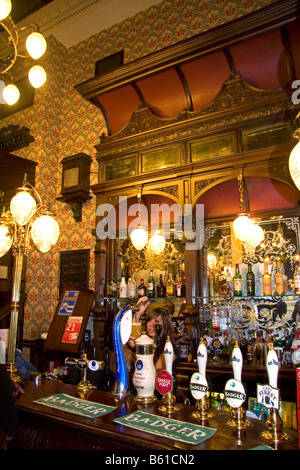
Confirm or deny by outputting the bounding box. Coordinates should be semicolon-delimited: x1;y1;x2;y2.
65;353;104;398
261;346;289;443
191;337;212;422
225;341;250;429
158;336;179;414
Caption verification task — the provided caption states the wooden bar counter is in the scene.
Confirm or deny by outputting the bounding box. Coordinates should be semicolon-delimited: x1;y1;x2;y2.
16;379;298;451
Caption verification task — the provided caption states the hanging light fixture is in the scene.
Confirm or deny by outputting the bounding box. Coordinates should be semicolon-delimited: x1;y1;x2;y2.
0;0;47;105
289;114;300;190
233;171;255;242
232;171;264;248
130;192;148;250
0;174;59;382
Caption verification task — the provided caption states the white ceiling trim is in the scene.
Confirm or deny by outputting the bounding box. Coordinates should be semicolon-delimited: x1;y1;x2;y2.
17;0;162;48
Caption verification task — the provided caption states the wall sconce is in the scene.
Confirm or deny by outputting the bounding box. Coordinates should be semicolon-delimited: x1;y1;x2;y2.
130;192;148;250
148;232;166;255
57;153;92;222
0;173;59;382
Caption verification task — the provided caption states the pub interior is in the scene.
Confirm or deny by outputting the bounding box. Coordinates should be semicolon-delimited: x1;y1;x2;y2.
0;0;300;451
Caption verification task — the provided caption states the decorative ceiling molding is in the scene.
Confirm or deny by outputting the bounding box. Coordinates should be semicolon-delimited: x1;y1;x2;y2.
16;0;162;48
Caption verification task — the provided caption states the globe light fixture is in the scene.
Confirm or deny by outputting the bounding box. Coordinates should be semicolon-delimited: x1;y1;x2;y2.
289;127;300;190
130;225;148;250
2;83;20;105
233;171;264;247
0;221;12;256
0;0;11;20
130;192;148;250
0;174;59;382
148;233;166;255
28;65;47;88
26;32;47;60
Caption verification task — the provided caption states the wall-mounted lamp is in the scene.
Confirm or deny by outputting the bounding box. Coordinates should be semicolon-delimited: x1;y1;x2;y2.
57;153;92;222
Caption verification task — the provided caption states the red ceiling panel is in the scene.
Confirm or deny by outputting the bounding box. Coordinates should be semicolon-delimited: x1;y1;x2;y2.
179;50;230;111
136;68;187;118
229;29;290;90
96;85;141;134
197;177;297;219
287;20;300;80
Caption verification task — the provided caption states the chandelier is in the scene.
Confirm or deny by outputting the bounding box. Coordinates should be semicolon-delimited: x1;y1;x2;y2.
0;174;59;382
0;0;47;105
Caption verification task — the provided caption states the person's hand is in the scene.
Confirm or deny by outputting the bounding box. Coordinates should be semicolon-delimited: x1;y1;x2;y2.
11;381;24;397
136;296;150;317
128;331;140;349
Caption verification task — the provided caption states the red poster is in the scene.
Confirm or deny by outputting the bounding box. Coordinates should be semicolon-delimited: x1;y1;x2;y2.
61;316;83;344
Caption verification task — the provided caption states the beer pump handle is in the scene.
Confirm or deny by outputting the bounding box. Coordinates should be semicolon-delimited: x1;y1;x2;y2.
164;336;173;375
232;341;243;383
197;338;207;378
267;346;278;389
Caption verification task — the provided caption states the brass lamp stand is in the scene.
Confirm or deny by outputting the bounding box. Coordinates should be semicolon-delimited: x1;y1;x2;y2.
0;175;60;382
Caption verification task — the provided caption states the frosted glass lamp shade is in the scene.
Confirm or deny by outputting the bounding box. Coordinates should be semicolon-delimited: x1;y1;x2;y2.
10;190;36;226
0;0;11;20
26;32;47;59
28;66;47;88
248;224;264;248
0;224;12;257
148;234;166;254
130;225;148;250
233;214;254;242
31;215;59;252
3;84;20;105
289;140;300;190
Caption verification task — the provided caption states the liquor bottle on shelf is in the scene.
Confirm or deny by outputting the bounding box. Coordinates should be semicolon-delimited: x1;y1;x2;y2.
246;263;255;296
262;257;272;296
119;273;127;298
233;263;242;296
275;257;285;295
246;330;255;364
128;271;137;298
147;269;155;298
211;303;220;330
166;270;174;296
294;260;300;295
218;269;227;296
138;278;147;297
157;273;166;297
175;274;183;297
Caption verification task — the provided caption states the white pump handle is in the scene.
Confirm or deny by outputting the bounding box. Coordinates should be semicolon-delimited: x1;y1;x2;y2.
231;343;243;383
197;339;207;378
164;336;174;375
267;347;279;389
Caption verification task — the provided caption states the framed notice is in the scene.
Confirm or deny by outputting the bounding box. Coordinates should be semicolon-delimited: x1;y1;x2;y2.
59;249;90;297
44;283;95;353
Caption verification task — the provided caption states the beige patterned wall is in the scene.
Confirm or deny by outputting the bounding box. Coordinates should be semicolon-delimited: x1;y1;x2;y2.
1;0;275;340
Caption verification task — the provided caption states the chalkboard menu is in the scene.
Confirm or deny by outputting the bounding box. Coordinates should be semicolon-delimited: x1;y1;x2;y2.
59;249;90;296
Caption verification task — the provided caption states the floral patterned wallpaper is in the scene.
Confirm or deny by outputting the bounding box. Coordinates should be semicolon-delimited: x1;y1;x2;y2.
0;0;275;340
